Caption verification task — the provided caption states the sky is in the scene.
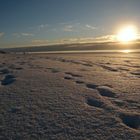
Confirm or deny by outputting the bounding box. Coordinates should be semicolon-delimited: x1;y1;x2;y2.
0;0;140;48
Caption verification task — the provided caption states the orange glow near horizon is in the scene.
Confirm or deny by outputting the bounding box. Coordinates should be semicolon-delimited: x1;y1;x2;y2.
117;25;138;43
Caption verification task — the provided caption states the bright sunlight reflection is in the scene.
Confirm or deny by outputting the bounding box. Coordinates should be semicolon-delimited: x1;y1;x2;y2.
117;25;138;43
121;50;132;53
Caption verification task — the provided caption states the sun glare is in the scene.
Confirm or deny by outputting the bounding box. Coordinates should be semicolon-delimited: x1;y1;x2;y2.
121;50;131;53
117;25;138;43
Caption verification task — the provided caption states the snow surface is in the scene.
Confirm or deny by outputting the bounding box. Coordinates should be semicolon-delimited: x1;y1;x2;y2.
0;52;140;139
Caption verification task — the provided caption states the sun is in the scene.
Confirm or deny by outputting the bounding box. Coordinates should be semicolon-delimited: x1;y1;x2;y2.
117;25;138;43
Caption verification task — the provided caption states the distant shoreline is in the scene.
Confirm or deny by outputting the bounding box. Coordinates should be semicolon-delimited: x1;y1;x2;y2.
21;49;140;54
2;42;140;54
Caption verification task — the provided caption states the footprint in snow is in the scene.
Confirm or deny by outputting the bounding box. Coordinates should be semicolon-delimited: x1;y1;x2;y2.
119;113;140;130
86;97;104;109
1;74;16;85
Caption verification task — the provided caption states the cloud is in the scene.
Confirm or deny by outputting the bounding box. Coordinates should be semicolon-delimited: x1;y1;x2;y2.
0;32;5;38
94;35;116;42
55;35;116;44
12;33;20;38
63;25;73;32
59;21;80;25
13;32;34;37
38;24;49;30
5;34;118;48
85;24;97;30
62;23;97;32
81;35;116;43
59;38;79;43
31;39;49;45
136;33;140;39
29;24;49;32
62;23;80;32
21;33;34;37
30;34;117;46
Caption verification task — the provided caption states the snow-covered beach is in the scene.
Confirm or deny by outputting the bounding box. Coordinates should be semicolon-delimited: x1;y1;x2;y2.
0;52;140;139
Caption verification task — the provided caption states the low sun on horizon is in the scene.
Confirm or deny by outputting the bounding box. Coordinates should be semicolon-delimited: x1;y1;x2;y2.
117;25;138;43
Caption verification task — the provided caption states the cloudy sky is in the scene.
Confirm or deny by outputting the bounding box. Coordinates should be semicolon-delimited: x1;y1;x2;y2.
0;0;140;48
